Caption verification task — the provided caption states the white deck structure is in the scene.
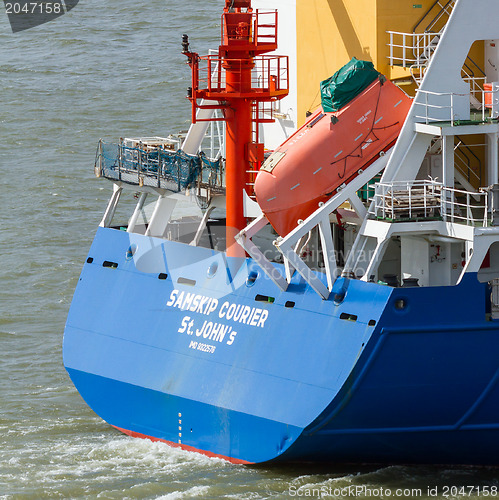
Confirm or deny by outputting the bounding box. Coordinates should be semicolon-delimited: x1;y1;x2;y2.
238;0;499;298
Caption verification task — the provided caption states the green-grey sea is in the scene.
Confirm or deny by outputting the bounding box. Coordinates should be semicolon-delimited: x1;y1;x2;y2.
1;0;499;498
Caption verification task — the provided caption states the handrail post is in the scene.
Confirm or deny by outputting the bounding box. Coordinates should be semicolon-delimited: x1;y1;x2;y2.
378;185;380;218
118;138;123;182
424;183;427;217
157;146;161;188
177;155;181;192
386;184;390;219
440;186;447;222
389;32;393;66
451;93;455;125
467;192;471;225
381;184;385;219
408;182;412;219
483;88;486;122
138;141;143;186
450;188;455;222
403;33;406;67
425;91;429;123
387;184;390;220
485;191;489;227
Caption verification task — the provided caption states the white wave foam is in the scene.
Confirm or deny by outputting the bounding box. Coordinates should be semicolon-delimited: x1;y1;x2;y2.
155;485;211;499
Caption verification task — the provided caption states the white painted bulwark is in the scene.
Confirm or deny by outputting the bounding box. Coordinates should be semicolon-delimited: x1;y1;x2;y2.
401;236;429;287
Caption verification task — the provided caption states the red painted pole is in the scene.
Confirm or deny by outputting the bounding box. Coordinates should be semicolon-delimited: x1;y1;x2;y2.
224;57;253;257
185;0;287;258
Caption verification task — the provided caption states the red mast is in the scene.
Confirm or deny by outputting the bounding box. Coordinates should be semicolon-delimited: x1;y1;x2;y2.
183;0;288;257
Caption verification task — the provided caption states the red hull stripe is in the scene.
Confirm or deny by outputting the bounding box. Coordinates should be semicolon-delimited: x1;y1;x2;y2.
113;426;253;465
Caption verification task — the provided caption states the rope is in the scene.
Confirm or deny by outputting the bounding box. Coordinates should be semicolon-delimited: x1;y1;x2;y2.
330;79;400;179
307;87;321;116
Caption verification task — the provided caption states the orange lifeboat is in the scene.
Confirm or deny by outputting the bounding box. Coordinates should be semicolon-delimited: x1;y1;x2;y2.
254;76;412;236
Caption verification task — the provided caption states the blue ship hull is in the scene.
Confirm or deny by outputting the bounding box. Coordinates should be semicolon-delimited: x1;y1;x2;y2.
63;227;499;464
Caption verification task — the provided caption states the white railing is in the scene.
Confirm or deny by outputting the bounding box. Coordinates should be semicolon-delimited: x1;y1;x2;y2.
414;88;499;124
387;31;442;68
441;186;489;226
387;29;485;93
463;75;486;104
369;180;489;227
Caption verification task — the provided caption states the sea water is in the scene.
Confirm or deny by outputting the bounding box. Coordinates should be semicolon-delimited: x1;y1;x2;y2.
1;0;498;498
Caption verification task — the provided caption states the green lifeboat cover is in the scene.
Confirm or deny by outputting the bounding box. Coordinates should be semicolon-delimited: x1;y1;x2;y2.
320;58;380;112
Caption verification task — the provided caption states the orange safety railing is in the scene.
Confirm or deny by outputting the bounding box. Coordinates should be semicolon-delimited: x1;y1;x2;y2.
221;9;277;50
195;54;288;100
